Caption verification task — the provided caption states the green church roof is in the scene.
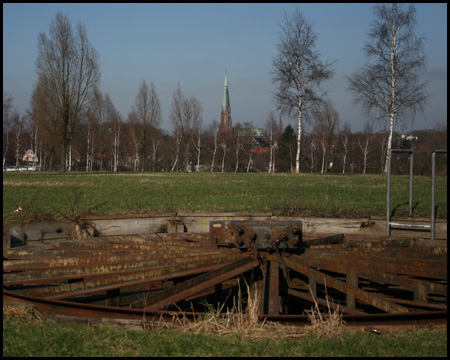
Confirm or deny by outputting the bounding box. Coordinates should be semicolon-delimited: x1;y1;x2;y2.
222;71;231;112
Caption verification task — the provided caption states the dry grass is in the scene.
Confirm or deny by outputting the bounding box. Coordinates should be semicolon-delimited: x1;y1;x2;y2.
304;281;347;339
142;279;348;340
3;303;46;323
155;279;267;338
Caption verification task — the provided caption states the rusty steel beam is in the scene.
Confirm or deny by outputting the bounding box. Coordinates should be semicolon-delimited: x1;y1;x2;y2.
283;256;409;313
25;257;235;300
290;255;447;296
268;260;280;315
303;234;345;247
287;288;365;315
4;257;232;291
143;256;259;311
4;289;447;327
3;219;447;329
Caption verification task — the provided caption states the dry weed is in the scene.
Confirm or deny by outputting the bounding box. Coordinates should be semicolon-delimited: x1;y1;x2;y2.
166;279;268;338
304;281;347;339
3;303;45;323
140;278;348;340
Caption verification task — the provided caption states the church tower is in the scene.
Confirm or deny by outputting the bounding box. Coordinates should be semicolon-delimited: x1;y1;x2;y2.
219;71;232;134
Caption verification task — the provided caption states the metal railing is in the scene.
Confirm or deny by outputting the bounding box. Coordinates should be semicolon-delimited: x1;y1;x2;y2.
386;149;447;239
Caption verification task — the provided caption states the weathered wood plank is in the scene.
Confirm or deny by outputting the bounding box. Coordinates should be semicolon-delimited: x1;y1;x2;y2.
3;214;446;250
5;222;74;248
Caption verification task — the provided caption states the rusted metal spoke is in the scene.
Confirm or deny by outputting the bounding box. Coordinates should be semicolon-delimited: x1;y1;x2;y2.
283;257;409;313
143;256;259;311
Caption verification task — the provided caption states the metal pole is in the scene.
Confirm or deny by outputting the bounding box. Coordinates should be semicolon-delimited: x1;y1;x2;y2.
431;150;447;240
386;149;392;236
387;149;413;236
431;152;436;239
409;153;413;216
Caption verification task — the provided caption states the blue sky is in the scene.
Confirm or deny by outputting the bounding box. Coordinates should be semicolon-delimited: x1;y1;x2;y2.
3;3;447;133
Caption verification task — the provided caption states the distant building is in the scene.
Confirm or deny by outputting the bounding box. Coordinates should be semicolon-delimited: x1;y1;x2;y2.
217;71;271;158
219;71;232;134
237;128;266;137
22;149;38;165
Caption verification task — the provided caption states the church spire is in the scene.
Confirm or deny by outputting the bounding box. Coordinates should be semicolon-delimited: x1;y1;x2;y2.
222;70;231;112
220;70;232;134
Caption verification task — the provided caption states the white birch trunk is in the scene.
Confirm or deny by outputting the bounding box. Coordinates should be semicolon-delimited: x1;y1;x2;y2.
295;88;302;173
342;135;348;174
384;8;397;173
221;143;227;173
210;132;218;172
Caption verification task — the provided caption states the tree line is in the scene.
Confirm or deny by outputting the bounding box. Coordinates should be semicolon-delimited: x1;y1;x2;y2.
3;87;447;175
3;5;447;175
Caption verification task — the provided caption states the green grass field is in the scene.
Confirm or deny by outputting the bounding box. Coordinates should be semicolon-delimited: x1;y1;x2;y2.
3;171;447;225
2;171;448;357
2;313;447;357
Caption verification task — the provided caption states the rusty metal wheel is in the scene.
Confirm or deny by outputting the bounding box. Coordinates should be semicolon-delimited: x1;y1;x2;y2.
3;220;447;326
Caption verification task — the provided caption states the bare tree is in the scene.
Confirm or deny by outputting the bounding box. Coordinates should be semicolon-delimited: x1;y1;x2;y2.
3;91;19;169
272;8;335;173
232;130;241;173
112;109;122;172
85;118;95;171
170;129;181;172
277;124;296;173
28;82;49;171
347;3;428;172
309;138;317;174
265;112;278;173
134;81;162;171
36;12;100;171
14;116;22;168
169;83;203;172
93;91;110;171
150;127;162;172
208;121;220;172
192;117;203;171
375;129;390;173
313;100;340;173
30;80;59;171
358;122;374;174
220;141;229;173
338;122;352;174
127;110;140;172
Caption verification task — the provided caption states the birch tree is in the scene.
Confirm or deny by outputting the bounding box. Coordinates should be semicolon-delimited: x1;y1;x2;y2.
128;110;140;172
358;122;374;174
208;121;220;172
338;123;352;174
192;118;203;171
220;141;228;173
150;128;162;172
265;112;278;173
347;3;428;172
112;110;122;172
272;8;335;173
